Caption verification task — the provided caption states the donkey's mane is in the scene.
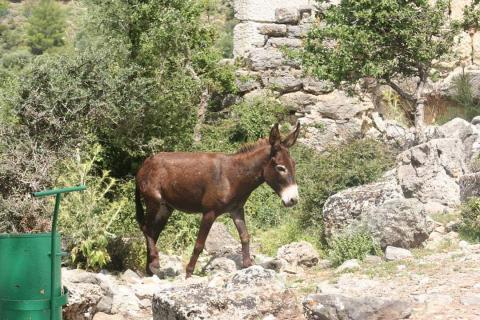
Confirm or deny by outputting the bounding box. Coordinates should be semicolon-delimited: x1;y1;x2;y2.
234;138;269;154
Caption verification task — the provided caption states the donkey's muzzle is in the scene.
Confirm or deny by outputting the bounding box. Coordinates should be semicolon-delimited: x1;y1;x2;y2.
280;184;299;207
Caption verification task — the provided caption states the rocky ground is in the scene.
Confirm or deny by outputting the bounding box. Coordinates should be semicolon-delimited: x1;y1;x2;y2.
62;220;480;320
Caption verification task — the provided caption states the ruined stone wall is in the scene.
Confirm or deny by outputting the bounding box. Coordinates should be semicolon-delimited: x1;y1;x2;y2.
232;0;396;152
232;0;480;151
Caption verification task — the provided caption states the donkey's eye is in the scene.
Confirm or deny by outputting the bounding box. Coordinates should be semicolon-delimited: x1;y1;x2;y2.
275;165;287;173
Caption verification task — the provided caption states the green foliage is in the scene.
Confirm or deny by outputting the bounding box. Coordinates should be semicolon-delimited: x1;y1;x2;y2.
26;0;66;54
328;229;381;266
461;2;480;32
0;0;8;17
294;140;395;235
254;221;319;256
55;144;128;270
229;97;287;143
460;197;480;242
303;0;458;85
452;69;480;121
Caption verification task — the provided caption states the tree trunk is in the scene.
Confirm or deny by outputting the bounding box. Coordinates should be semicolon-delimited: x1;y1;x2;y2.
193;88;209;143
415;80;426;143
470;30;475;65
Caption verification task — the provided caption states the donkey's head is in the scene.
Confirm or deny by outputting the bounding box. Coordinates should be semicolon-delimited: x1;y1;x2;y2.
263;123;301;207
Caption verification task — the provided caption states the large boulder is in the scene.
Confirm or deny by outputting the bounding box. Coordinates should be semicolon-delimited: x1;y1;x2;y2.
303;294;411;320
323;172;404;238
397;138;466;206
152;266;301;320
362;199;435;249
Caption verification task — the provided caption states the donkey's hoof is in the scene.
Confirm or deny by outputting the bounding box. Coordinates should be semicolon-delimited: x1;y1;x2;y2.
242;259;254;268
147;264;160;276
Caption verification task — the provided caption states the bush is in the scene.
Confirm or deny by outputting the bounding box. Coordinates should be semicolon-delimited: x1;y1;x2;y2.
452;70;480;121
294;140;395;237
26;0;66;54
54;144;133;270
328;229;381;266
460;197;480;242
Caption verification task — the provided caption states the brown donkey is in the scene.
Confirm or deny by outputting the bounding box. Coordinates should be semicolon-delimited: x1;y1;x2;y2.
135;123;301;277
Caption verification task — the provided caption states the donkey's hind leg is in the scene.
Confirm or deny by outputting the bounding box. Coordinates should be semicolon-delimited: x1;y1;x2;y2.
186;210;217;278
143;197;172;276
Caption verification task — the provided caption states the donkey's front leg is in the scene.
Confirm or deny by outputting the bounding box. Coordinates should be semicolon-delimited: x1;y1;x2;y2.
231;207;253;268
186;210;217;278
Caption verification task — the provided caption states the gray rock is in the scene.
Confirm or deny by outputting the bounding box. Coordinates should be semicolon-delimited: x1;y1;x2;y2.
204;257;238;274
303;294;411;320
313;90;374;120
397;138;466;206
275;8;299;24
363;199;435;249
261;70;303;93
303;77;334;94
385;246;413;261
439;117;478;141
472;116;480;125
96;295;113;314
258;23;287;37
437;67;480;100
372;112;386;133
205;222;240;256
276;241;319;267
156;254;183;279
460;172;480;201
63;269;111;320
336;259;360;273
111;284;141;316
267;37;303;48
247;48;284;71
287;24;311;38
153;266;298;320
300;118;365;153
120;269;141;284
236;72;261;93
230;265;276;286
323;174;404;238
280;91;320;110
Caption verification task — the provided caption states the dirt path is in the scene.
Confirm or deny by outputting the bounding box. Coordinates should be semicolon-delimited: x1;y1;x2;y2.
292;244;480;319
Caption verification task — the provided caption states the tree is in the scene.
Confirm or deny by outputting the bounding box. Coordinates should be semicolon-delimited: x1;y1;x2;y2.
26;0;66;54
461;1;480;64
302;0;460;140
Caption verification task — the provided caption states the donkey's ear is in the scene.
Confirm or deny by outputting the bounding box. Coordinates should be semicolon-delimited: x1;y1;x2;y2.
269;123;281;147
282;122;301;148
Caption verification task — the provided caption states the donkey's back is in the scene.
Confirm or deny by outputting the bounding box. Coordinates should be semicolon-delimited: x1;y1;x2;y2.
136;152;231;213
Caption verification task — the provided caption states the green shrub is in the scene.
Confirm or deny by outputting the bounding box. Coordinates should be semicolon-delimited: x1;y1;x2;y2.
229;97;287;143
26;0;66;55
460;197;480;242
452;70;480;121
0;0;8;17
294;140;395;237
54;144;130;270
328;229;381;266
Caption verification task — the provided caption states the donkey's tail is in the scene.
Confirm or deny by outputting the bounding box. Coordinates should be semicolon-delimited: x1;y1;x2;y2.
135;183;145;227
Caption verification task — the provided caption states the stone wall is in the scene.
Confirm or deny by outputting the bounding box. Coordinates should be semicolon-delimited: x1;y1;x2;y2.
232;0;391;152
232;0;480;151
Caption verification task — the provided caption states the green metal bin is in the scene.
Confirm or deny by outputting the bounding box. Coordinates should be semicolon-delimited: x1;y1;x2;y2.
0;185;86;320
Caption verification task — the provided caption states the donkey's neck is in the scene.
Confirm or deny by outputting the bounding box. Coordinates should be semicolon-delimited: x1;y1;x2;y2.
227;145;271;198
